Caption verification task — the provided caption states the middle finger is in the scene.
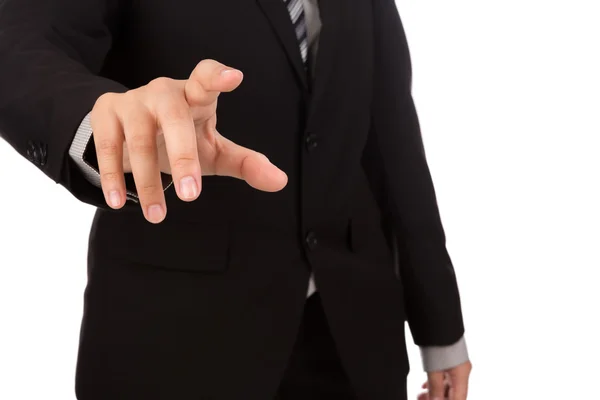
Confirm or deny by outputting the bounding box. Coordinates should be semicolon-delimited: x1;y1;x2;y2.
122;102;166;223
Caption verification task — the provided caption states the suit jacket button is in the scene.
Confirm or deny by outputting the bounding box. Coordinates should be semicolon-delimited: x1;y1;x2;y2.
305;231;318;250
26;141;47;166
38;142;48;166
26;140;38;164
305;132;318;151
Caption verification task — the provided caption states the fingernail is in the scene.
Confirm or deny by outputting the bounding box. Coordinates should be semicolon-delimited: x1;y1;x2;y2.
108;191;121;208
180;176;198;200
221;69;235;76
147;204;165;223
258;153;270;163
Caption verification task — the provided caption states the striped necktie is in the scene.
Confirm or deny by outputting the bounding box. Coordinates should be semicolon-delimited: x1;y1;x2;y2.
283;0;308;66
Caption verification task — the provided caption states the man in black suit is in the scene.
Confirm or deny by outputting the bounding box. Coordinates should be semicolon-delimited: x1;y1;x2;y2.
0;0;471;398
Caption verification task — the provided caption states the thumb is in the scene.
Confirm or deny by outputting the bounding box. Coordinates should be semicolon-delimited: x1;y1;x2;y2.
212;135;288;192
427;371;446;400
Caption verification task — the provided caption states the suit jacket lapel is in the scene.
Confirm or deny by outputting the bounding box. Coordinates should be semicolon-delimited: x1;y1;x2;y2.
256;0;309;91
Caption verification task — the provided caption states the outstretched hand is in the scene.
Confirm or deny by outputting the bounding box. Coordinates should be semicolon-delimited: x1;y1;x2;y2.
91;59;288;223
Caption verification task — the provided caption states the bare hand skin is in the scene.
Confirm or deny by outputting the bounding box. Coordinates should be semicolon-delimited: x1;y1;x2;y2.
91;59;288;223
417;361;472;400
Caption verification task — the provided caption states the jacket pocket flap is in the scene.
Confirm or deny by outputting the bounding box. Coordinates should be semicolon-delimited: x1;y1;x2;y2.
91;211;230;273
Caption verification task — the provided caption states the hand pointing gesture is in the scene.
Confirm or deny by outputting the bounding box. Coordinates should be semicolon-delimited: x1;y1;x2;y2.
90;59;288;223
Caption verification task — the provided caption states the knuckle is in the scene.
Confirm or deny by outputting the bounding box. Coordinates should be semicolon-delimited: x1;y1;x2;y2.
160;105;189;125
198;58;218;69
184;79;205;104
128;135;155;155
148;77;174;92
93;92;116;110
125;104;153;125
121;90;139;105
117;92;145;116
96;138;119;156
137;184;160;197
171;155;197;170
101;171;121;184
128;140;155;156
193;59;220;81
91;94;119;124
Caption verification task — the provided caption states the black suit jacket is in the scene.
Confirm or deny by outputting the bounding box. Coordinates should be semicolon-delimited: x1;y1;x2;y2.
0;0;464;398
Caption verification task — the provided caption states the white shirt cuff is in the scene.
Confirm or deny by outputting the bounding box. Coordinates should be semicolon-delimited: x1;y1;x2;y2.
68;112;139;202
420;335;469;372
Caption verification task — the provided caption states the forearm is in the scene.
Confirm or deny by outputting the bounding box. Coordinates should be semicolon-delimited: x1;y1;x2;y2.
364;85;465;347
367;0;466;346
383;101;465;346
0;0;128;204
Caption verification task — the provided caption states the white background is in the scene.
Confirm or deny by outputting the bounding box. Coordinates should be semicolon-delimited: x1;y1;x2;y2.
1;0;599;398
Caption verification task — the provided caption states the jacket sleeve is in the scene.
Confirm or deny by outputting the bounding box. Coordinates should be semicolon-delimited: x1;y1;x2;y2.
363;0;465;346
0;0;131;208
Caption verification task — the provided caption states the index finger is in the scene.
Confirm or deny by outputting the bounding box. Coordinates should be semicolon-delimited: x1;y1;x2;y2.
184;59;243;108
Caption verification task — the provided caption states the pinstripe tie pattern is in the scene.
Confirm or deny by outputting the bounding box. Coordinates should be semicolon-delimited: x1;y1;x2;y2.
284;0;308;65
